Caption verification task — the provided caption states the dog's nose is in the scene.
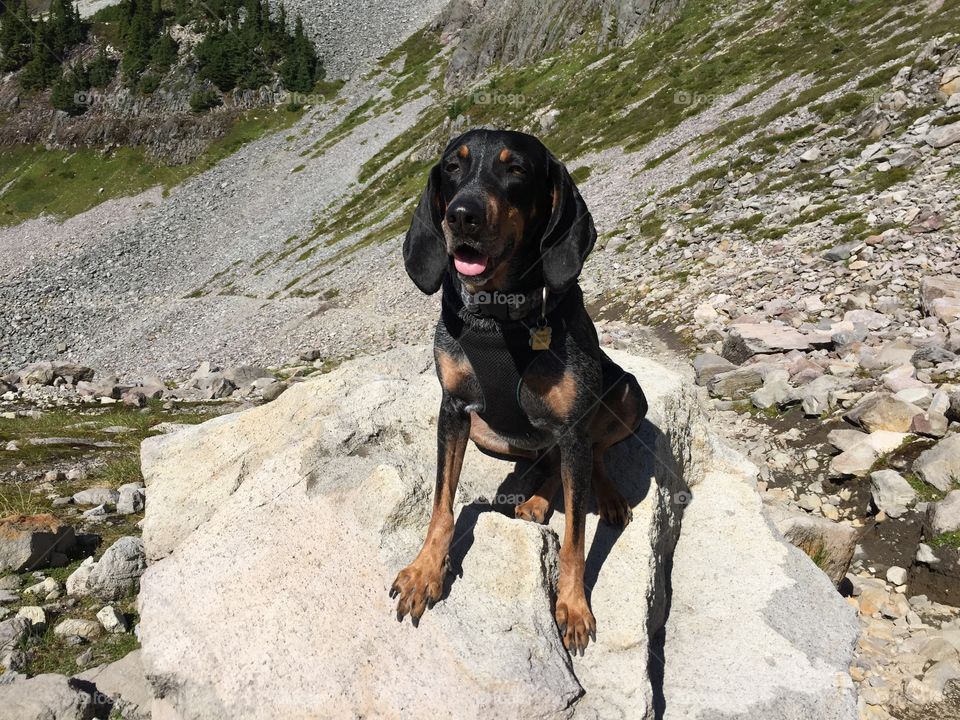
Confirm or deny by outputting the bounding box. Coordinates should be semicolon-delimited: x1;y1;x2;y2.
446;197;485;236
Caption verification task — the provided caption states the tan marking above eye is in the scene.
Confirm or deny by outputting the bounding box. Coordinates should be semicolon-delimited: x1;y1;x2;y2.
458;145;470;158
499;148;512;163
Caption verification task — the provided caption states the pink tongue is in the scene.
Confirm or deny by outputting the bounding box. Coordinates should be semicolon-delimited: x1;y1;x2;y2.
454;253;489;276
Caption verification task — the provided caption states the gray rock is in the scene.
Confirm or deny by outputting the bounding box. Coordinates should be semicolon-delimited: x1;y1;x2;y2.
54;619;102;641
722;323;831;364
924;121;960;148
915;435;960;493
844;393;923;433
708;365;772;400
72;487;119;507
693;353;736;386
911;411;949;438
750;370;791;410
823;241;862;262
886;566;908;586
913;345;957;368
766;506;858;585
0;673;94;720
0;514;76;572
75;650;152;720
921;275;960;313
870;469;917;518
222;366;270;389
16;606;46;631
261;381;288;402
138;347;858;719
65;558;95;597
116;486;145;515
96;606;127;634
0;617;30;659
783;374;841;417
86;537;146;601
926;490;960;535
205;377;236;400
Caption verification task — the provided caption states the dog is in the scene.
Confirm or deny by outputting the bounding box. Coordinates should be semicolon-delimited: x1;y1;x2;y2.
391;129;647;654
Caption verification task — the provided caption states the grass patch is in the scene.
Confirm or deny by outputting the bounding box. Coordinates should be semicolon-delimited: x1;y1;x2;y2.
904;472;945;503
570;165;593;184
0;107;304;227
930;531;960;549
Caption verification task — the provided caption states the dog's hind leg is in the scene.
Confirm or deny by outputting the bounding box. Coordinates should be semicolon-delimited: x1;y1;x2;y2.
589;365;647;528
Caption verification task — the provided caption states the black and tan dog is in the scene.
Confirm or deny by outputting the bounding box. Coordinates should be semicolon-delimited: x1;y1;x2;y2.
391;129;647;654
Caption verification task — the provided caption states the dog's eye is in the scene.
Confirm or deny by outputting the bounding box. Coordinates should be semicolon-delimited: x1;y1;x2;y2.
445;162;460;174
508;166;526;176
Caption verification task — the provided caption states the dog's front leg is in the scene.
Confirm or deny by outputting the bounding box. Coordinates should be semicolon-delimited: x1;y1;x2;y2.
555;430;596;654
391;393;469;623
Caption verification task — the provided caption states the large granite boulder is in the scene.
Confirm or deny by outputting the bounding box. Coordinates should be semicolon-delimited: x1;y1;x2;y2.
137;346;858;719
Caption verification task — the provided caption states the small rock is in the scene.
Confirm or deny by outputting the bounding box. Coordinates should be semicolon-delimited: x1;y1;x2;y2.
886;566;908;586
54;618;101;640
86;536;146;600
96;606;128;634
0;514;76;573
926;490;960;535
915;435;960;493
0;672;94;719
72;487;119;507
15;606;46;631
870;469;917;518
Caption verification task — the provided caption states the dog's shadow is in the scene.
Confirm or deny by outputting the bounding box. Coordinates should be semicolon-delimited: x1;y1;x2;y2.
443;418;663;602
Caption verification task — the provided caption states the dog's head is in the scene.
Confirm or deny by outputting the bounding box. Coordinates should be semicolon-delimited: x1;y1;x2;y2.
403;129;595;295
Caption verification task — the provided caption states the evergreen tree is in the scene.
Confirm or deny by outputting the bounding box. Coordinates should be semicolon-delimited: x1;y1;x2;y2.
150;31;178;73
87;45;116;87
51;62;88;115
280;16;316;92
0;1;34;72
19;16;60;90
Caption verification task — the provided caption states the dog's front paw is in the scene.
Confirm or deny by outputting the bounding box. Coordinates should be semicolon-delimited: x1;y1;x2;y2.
390;555;447;624
555;593;596;655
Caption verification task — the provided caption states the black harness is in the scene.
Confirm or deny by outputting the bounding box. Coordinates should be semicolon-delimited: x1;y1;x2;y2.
441;275;576;437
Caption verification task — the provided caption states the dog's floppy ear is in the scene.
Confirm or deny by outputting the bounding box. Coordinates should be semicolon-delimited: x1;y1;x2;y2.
402;163;447;295
540;154;596;293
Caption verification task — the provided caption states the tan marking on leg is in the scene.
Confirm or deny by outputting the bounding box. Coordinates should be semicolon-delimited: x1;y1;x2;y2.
391;410;469;622
436;349;473;394
555;444;595;654
526;372;578;420
468;412;537;458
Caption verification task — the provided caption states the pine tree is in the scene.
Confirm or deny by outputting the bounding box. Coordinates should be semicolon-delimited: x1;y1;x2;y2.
88;45;116;87
280;16;316;93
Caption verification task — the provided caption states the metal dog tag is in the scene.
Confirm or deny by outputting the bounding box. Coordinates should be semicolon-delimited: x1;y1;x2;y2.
529;325;552;351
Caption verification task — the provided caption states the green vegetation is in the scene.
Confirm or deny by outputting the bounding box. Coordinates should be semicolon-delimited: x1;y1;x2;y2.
0;0;85;88
0;0;323;114
0;104;302;225
930;531;960;549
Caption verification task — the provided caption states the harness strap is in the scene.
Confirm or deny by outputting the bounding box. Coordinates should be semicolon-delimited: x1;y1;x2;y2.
441;276;574;438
